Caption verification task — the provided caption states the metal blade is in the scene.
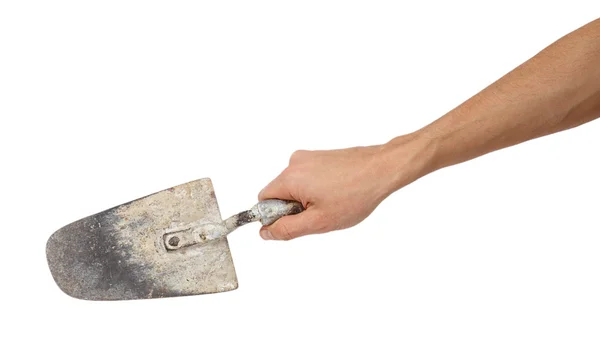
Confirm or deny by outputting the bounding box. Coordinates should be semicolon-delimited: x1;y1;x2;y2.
46;178;238;300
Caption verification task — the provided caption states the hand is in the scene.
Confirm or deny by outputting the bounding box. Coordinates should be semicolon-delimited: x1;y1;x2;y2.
258;134;431;240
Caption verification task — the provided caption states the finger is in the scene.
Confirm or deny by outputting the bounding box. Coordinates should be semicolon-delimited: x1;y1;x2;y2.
258;173;294;201
259;209;325;240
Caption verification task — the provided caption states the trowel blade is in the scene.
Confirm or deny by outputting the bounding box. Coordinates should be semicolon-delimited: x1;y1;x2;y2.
46;178;238;300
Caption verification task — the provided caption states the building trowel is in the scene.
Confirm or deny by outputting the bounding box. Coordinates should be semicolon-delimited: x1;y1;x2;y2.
46;178;303;301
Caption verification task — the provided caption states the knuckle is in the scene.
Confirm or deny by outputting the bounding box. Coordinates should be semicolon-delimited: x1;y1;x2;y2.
276;222;295;241
289;150;308;163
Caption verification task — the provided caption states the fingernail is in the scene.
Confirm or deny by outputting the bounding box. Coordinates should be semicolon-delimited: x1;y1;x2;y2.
260;230;274;240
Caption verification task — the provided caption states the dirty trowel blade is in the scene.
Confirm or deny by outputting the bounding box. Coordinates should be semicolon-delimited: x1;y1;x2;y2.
46;178;238;300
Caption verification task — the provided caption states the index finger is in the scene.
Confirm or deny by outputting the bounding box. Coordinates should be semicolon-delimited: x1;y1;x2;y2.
258;172;295;201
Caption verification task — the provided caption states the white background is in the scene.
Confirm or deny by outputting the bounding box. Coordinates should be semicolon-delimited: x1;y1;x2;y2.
1;1;599;357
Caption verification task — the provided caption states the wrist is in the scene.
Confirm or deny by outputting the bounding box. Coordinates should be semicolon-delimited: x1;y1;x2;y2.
377;130;438;195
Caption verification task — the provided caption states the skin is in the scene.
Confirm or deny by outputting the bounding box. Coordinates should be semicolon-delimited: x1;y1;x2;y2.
258;18;600;241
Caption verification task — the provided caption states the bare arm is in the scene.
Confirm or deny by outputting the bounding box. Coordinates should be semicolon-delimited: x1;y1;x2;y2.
419;18;600;173
258;18;600;241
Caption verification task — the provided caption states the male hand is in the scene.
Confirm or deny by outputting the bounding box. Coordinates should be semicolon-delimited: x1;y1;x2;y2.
258;135;430;240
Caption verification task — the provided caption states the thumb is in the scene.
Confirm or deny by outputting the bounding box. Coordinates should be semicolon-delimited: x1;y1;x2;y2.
259;209;324;241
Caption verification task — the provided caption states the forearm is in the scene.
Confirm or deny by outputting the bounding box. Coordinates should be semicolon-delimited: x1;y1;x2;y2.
384;18;600;191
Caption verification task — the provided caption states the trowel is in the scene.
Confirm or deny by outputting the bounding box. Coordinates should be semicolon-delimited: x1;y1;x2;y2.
46;178;303;300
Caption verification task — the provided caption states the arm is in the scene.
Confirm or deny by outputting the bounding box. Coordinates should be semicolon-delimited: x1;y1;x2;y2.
420;18;600;172
258;18;600;241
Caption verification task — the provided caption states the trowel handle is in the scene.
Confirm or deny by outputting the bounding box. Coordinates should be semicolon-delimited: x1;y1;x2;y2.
223;199;304;234
254;199;305;226
164;200;305;250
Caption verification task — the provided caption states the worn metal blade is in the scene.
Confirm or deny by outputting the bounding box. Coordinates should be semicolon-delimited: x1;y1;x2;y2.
46;178;238;300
